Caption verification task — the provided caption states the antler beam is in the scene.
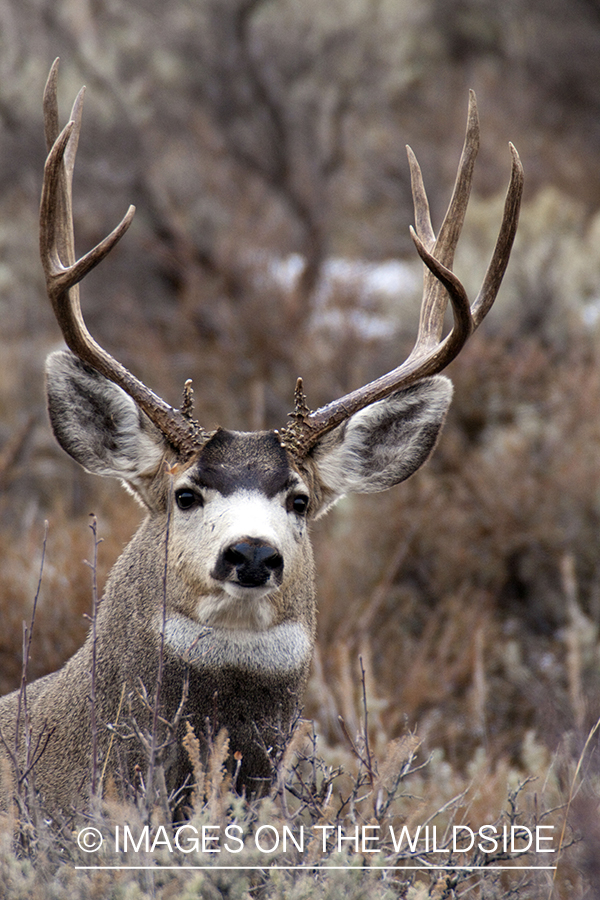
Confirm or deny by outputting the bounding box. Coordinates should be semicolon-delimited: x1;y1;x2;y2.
279;91;523;458
40;59;205;458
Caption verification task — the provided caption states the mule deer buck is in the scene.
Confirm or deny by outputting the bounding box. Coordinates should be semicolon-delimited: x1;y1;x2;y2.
0;61;522;817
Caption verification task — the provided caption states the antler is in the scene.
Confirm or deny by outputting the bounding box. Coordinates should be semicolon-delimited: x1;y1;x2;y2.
279;91;524;457
40;59;205;458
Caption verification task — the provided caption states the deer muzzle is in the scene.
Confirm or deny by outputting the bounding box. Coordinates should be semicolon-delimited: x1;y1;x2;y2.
214;538;284;589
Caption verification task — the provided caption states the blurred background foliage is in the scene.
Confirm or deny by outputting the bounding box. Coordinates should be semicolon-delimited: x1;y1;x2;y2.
2;0;600;888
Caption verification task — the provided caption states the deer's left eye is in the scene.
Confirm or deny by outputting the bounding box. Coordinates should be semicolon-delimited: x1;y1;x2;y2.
175;489;203;511
290;494;309;516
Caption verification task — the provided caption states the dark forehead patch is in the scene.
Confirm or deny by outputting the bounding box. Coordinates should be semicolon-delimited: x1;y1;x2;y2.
190;429;295;497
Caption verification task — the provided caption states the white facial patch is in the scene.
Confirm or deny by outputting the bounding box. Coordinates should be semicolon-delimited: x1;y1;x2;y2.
209;489;291;551
166;480;309;629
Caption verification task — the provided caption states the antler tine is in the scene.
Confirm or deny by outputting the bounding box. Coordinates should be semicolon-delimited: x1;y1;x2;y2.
407;90;479;357
471;143;523;328
40;60;204;458
279;92;523;458
43;59;62;152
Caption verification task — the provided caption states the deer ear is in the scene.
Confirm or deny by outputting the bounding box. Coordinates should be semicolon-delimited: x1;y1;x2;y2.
46;351;168;496
310;375;452;516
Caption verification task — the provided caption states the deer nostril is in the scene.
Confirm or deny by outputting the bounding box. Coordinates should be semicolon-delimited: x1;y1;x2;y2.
263;553;283;571
254;547;283;571
224;546;247;567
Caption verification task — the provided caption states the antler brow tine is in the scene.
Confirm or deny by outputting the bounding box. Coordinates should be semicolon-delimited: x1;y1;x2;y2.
40;59;205;458
279;91;523;457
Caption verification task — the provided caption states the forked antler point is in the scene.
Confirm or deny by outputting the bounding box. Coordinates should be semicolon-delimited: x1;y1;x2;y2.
40;61;205;458
280;91;523;458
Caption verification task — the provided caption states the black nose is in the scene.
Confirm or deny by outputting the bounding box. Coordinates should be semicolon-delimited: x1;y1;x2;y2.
215;539;284;588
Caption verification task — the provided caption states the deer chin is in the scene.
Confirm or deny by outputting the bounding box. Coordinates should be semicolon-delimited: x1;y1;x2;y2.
195;587;277;631
222;581;278;601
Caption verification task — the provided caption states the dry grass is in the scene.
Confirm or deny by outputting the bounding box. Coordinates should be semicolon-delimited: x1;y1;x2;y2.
0;672;574;900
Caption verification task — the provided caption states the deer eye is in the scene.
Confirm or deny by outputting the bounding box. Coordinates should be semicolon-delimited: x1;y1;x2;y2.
291;494;309;516
175;489;203;511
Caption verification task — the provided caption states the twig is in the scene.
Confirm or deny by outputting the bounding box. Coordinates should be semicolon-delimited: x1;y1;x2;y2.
359;656;375;787
15;521;49;803
550;713;600;898
99;681;127;793
336;661;376;788
145;466;174;820
84;514;103;798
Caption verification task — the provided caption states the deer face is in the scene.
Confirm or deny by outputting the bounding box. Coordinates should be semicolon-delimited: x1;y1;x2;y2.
47;353;313;631
166;430;312;631
46;351;453;644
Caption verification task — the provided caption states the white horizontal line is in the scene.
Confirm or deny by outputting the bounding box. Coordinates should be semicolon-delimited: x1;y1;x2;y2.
75;864;558;871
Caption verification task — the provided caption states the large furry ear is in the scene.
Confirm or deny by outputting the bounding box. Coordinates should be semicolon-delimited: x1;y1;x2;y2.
310;375;453;516
46;350;168;500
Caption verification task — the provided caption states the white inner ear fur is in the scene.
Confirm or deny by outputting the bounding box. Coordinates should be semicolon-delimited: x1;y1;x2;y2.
313;375;453;504
46;350;167;493
85;386;166;483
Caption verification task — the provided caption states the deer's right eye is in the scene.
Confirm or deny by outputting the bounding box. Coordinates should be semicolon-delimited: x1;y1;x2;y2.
175;489;202;511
